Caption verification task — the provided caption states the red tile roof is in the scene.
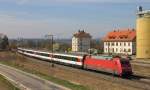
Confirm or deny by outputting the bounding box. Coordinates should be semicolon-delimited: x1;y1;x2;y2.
103;29;136;42
73;30;91;38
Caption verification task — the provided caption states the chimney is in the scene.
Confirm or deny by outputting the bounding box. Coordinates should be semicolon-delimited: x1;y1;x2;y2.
138;6;143;12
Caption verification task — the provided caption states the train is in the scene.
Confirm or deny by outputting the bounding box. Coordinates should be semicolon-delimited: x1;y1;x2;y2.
17;48;133;77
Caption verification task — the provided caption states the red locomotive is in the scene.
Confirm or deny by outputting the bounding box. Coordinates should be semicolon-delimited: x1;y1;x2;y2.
83;55;132;76
18;48;133;77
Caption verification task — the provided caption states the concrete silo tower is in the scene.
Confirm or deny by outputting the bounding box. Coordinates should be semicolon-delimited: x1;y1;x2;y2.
136;6;150;59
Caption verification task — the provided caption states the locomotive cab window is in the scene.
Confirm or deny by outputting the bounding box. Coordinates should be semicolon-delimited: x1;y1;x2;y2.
120;60;130;67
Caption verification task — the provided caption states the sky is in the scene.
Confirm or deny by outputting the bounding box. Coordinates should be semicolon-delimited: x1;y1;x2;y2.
0;0;150;39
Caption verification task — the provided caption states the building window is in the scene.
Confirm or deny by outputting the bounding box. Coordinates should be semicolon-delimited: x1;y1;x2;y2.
112;48;114;52
128;42;130;46
116;48;118;52
112;42;114;46
128;49;131;52
124;42;126;46
124;49;126;52
120;42;121;46
116;42;118;46
108;42;110;46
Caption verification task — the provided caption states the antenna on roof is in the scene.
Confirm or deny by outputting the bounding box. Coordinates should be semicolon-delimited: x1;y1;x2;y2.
78;29;81;32
137;6;144;17
82;29;85;32
138;6;143;12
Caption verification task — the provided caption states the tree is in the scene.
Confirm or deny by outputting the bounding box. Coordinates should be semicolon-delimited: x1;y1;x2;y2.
53;43;60;51
0;35;9;50
59;43;71;52
90;39;104;54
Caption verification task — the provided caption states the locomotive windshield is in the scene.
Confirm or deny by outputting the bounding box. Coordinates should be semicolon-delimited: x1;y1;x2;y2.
91;55;113;60
120;59;130;67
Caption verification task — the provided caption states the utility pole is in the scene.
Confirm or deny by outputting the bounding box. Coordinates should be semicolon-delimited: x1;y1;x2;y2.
45;34;54;67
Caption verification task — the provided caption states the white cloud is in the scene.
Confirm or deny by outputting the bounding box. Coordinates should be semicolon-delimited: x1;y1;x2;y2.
0;13;81;38
0;12;114;39
0;13;49;38
0;0;142;38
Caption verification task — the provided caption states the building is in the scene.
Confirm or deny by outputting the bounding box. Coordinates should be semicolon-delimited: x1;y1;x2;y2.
72;30;92;52
136;6;150;59
103;29;136;55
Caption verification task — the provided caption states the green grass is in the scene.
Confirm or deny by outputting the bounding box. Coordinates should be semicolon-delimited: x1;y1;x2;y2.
0;61;89;90
0;74;20;90
34;70;88;90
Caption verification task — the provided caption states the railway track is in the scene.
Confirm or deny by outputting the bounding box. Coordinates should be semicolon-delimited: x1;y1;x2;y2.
18;53;150;90
60;65;150;90
131;61;150;67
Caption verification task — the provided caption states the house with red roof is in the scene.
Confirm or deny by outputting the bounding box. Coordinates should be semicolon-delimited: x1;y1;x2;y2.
103;29;136;55
72;30;92;52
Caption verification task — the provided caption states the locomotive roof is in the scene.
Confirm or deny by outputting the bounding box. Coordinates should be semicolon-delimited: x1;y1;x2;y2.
18;48;129;61
18;48;83;59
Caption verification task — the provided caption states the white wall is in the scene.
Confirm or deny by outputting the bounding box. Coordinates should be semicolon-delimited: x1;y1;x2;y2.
104;41;135;55
72;37;91;52
72;37;78;51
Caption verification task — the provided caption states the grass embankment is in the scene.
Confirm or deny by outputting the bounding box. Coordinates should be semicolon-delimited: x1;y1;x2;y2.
0;52;88;90
0;74;19;90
